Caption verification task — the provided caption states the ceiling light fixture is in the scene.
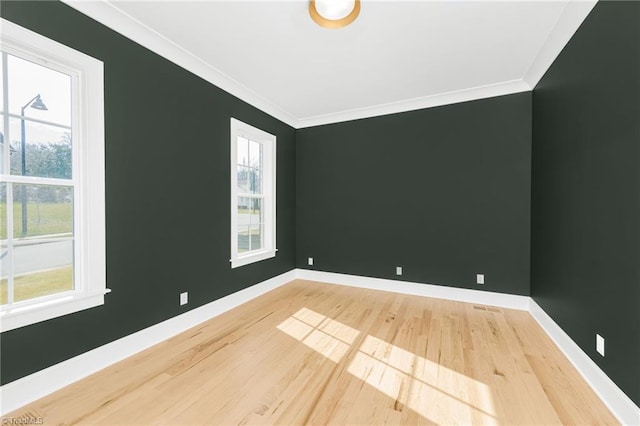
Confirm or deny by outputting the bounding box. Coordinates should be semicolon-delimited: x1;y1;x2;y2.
309;0;360;29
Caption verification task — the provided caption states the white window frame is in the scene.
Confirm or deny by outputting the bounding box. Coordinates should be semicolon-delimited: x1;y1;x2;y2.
230;118;276;268
0;19;107;332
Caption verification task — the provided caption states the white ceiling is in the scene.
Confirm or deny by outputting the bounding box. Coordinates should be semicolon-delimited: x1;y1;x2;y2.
64;0;597;128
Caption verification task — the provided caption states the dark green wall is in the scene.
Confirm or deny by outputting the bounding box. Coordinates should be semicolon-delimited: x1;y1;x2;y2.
531;1;640;405
3;0;637;409
296;93;532;295
0;1;296;385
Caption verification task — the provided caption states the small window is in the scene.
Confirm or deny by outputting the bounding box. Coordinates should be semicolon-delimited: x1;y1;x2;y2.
230;118;276;268
0;19;106;331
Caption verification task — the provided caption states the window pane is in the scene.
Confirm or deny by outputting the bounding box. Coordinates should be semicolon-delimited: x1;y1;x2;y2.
237;136;248;166
237;196;251;228
12;239;74;302
239;167;261;195
249;169;262;194
250;198;262;226
13;184;73;239
237;225;250;253
0;116;6;175
0;183;5;241
0;53;4;112
249;140;262;169
0;241;8;305
7;53;72;127
237;166;250;193
250;223;263;251
9;117;72;179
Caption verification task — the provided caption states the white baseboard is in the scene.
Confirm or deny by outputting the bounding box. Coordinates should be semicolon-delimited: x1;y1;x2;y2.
296;269;531;311
2;268;638;425
0;269;296;416
529;300;640;425
296;269;639;424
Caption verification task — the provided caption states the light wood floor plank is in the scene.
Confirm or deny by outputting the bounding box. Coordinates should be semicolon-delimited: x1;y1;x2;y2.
4;280;619;425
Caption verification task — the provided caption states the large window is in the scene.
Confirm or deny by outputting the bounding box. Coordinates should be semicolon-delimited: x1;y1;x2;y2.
0;20;106;331
230;118;276;268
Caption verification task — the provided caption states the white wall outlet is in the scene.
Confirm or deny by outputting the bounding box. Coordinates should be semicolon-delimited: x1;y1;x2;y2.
180;292;188;306
596;334;605;356
396;266;403;276
476;274;485;285
308;257;314;266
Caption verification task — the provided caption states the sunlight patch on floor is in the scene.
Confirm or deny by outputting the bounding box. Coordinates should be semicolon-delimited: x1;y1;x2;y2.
349;335;497;425
277;307;360;362
278;307;497;425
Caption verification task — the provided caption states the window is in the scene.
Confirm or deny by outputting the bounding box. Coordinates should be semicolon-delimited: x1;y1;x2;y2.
230;118;276;268
0;19;106;332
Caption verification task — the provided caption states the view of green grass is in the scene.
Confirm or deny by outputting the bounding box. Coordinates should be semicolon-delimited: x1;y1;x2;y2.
0;202;72;239
0;266;73;305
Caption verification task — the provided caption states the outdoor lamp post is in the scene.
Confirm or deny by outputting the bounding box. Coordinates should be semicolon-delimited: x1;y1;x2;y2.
20;94;48;236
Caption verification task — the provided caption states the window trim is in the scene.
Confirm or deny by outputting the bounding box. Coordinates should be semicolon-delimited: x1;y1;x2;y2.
0;19;107;332
230;118;277;268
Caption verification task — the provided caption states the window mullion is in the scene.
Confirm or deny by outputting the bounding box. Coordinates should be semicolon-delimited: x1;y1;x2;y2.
2;51;13;305
4;112;71;130
237;193;263;198
0;18;106;332
2;51;9;175
230;118;275;268
6;181;15;305
0;175;75;186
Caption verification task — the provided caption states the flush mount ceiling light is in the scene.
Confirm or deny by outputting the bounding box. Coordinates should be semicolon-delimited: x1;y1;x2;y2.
309;0;361;29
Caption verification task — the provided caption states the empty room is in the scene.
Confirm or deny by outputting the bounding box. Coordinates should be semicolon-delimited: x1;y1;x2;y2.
0;0;638;424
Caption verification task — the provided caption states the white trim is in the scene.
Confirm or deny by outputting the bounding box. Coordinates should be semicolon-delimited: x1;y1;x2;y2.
0;292;107;333
301;270;639;422
59;0;299;128
1;112;71;129
231;250;277;269
296;269;531;311
298;269;638;423
230;118;277;269
58;1;595;129
523;0;598;88
2;269;637;423
54;1;530;130
0;269;296;416
295;79;532;129
529;300;640;426
0;19;107;331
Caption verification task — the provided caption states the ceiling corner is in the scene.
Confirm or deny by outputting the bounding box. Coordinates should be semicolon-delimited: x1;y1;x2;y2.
60;0;300;128
523;0;598;89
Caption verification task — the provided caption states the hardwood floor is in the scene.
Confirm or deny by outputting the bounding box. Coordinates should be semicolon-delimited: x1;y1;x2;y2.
5;280;618;425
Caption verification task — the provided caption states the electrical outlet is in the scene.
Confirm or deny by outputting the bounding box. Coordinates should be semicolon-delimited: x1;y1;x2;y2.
180;292;188;306
396;266;403;276
308;257;314;266
476;274;485;285
596;334;605;356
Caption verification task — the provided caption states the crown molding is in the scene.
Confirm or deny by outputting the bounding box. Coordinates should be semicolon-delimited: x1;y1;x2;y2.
295;79;532;128
60;0;593;129
523;0;598;88
60;0;299;128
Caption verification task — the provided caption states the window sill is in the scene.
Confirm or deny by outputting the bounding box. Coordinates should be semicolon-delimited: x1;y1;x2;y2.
0;289;110;332
230;249;277;269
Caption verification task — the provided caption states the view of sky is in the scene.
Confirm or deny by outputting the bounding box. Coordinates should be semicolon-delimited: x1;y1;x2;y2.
0;51;73;174
1;52;72;126
0;52;71;175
